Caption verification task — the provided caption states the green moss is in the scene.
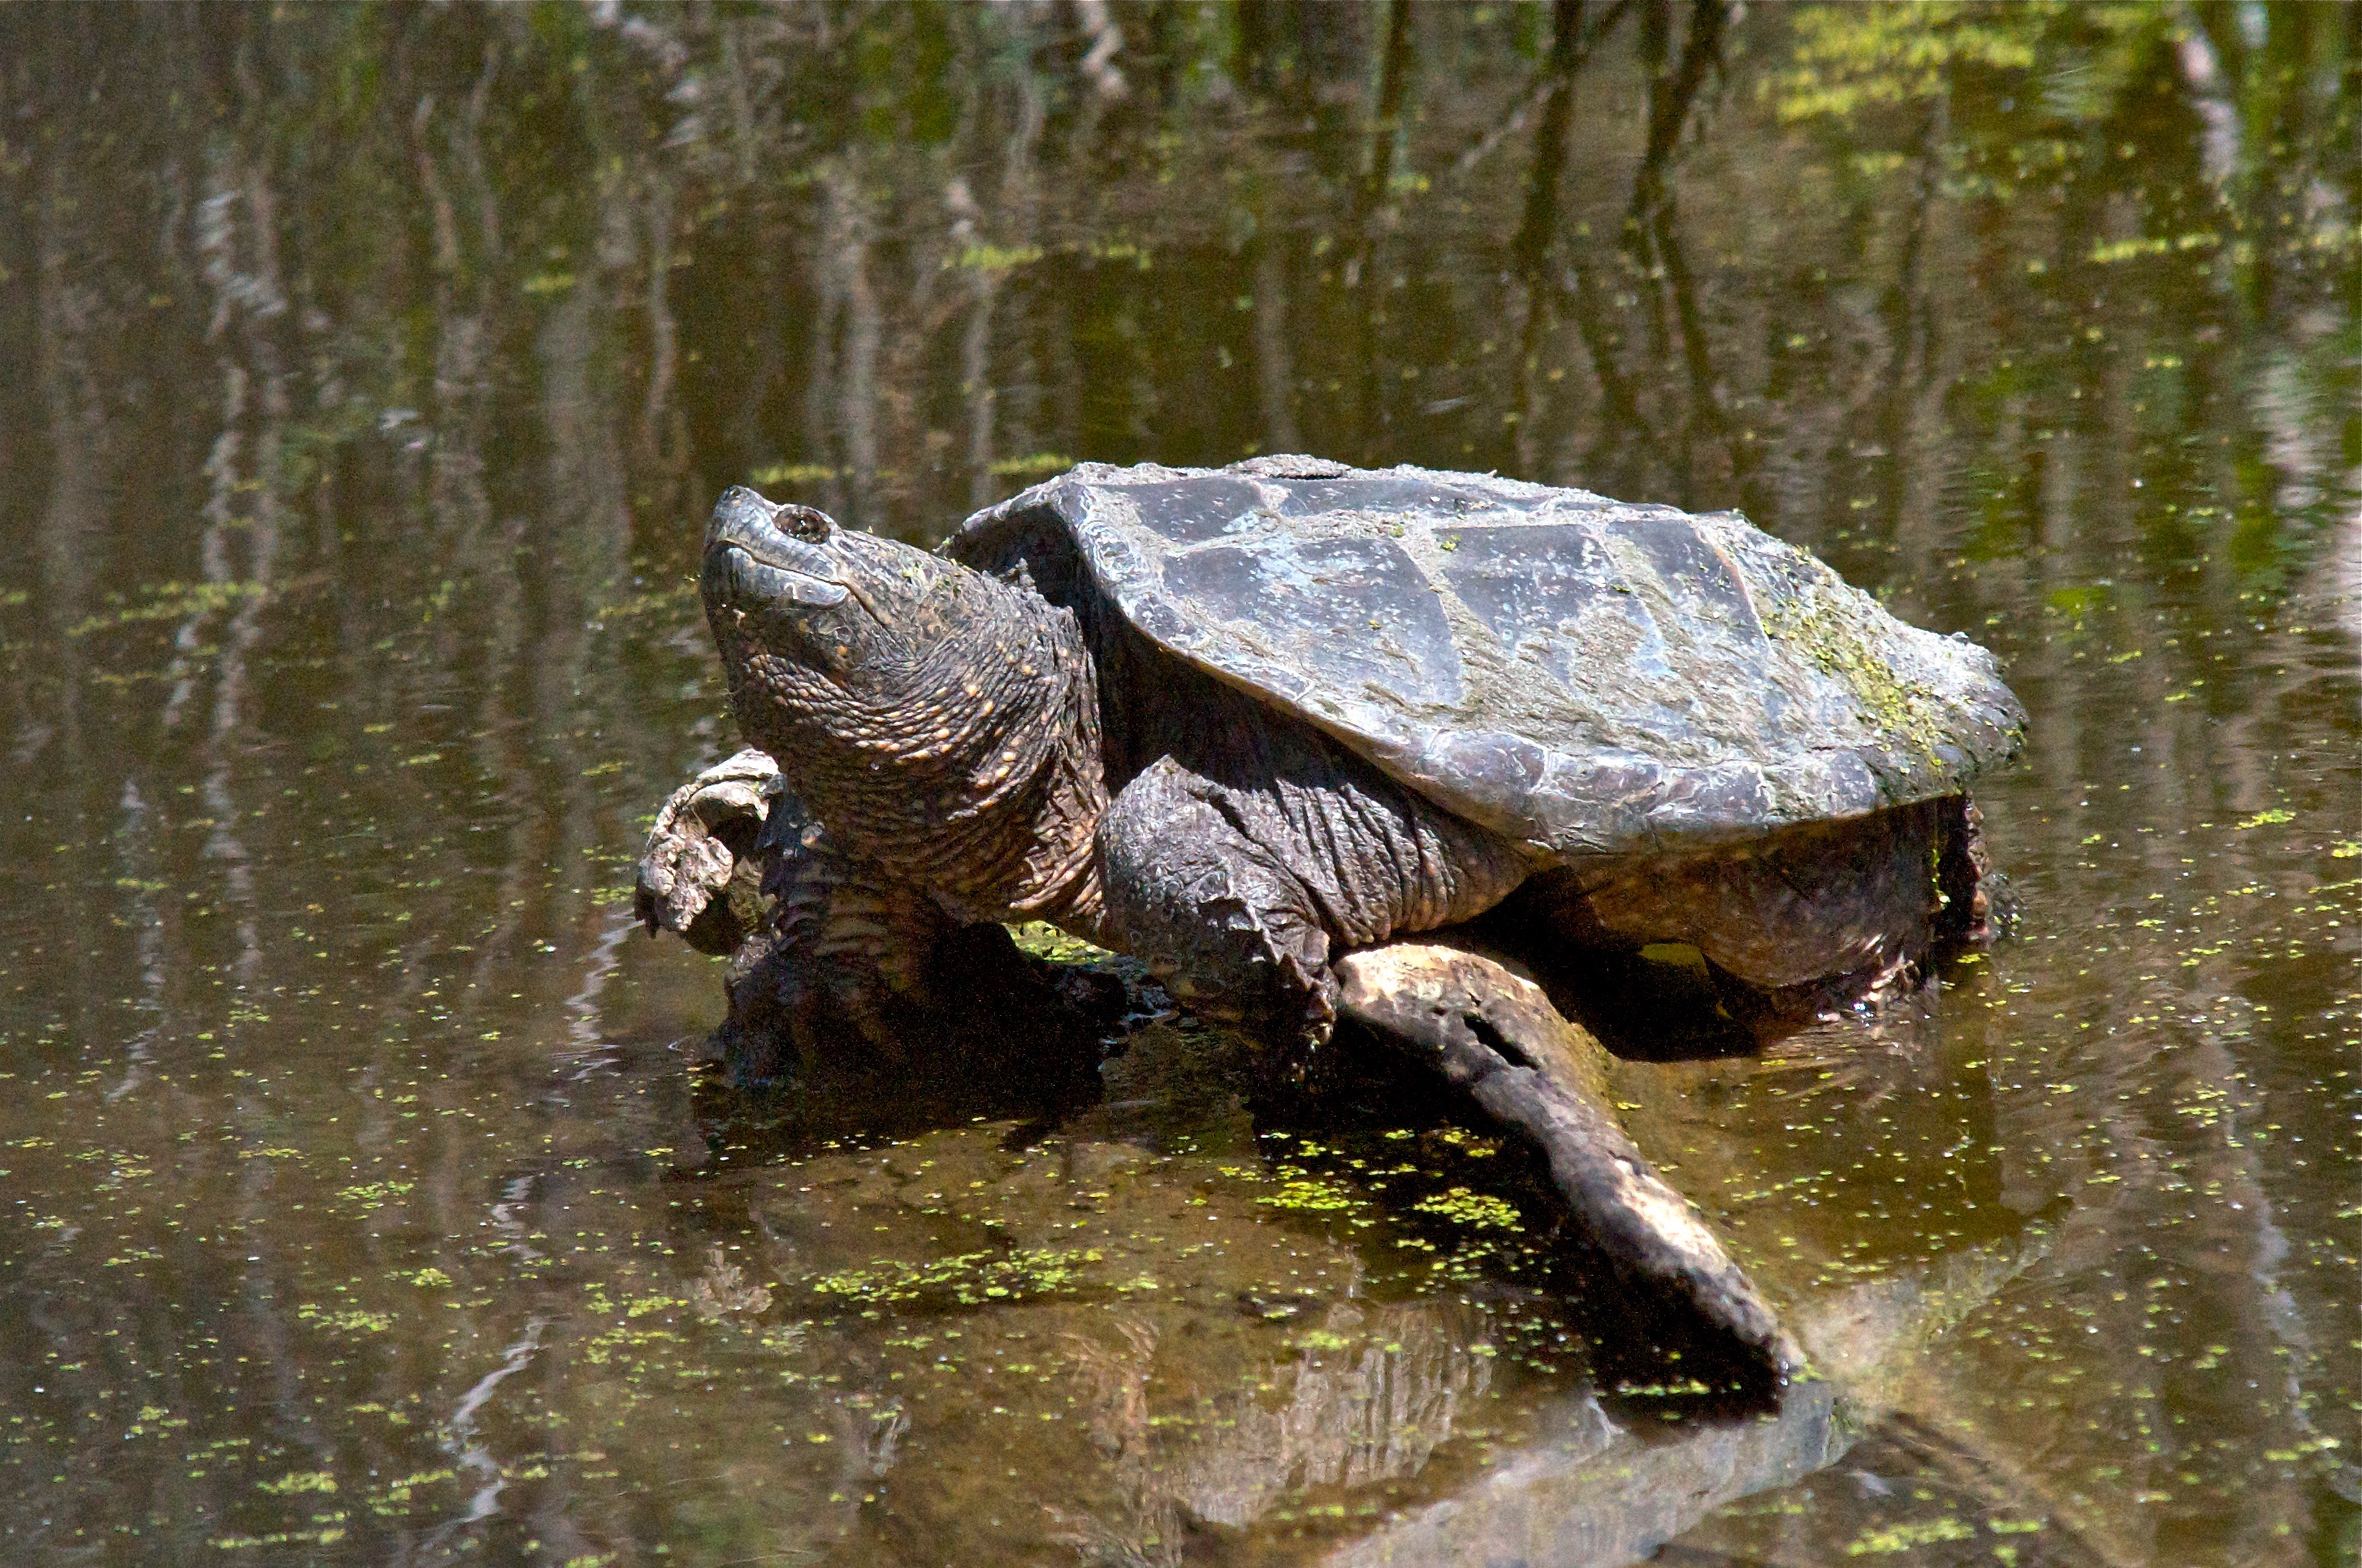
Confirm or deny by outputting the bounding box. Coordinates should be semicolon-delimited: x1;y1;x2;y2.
1611;1378;1715;1397
986;451;1075;479
296;1304;393;1335
1844;1517;1976;1555
808;1246;1103;1309
1410;1186;1523;1232
65;580;269;638
1255;1177;1363;1215
1006;921;1121;966
1759;568;1951;771
747;461;841;486
334;1180;413;1207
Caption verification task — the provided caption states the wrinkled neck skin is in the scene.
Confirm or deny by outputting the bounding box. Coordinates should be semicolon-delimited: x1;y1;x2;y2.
712;551;1110;938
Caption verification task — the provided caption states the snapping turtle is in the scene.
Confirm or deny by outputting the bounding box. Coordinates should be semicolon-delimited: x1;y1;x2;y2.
638;456;2022;1371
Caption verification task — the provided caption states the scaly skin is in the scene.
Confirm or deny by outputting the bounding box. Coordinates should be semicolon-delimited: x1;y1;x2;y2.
703;487;1107;934
699;486;1528;1048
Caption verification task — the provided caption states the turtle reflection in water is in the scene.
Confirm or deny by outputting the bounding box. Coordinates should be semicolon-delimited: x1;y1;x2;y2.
681;1014;2084;1568
635;457;2023;1375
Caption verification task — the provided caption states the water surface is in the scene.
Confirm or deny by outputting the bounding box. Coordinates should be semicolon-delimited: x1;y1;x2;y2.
0;6;2355;1565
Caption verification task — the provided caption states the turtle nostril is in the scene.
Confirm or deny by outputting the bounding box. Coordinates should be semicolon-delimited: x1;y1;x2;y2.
781;506;834;544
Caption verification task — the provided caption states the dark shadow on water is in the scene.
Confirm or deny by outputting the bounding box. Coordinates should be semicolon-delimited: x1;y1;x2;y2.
1477;910;1983;1073
681;1013;1111;1171
1519;939;1767;1063
686;970;1792;1407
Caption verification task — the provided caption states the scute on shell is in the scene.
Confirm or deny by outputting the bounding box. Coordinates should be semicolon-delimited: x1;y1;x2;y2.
952;460;2023;857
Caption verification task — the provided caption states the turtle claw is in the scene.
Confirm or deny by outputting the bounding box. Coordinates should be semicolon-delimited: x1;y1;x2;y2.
1335;940;1805;1383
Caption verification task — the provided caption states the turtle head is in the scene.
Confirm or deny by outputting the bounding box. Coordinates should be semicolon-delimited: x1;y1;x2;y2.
703;486;963;674
699;486;1107;924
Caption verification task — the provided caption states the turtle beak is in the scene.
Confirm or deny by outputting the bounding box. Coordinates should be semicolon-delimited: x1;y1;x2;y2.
704;487;851;610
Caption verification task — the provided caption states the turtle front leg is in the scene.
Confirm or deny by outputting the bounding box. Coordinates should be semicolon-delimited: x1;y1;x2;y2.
731;841;1126;1084
709;832;955;1079
1097;756;1797;1377
1096;749;1528;1069
1097;756;1341;1051
635;754;986;1080
638;756;1123;1084
634;748;784;955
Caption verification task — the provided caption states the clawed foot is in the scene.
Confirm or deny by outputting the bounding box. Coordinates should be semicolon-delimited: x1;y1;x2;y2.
637;754;1133;1086
634;749;783;956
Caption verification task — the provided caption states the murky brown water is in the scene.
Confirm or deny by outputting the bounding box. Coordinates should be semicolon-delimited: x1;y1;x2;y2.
1;5;2355;1565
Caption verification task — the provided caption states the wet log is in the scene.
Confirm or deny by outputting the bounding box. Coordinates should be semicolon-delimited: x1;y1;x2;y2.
1335;940;1804;1380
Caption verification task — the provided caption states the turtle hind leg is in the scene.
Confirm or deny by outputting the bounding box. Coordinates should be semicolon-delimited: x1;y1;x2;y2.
1541;800;1958;1039
1933;793;2012;947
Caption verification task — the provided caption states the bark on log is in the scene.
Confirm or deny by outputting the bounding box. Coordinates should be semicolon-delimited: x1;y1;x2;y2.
1335;940;1804;1380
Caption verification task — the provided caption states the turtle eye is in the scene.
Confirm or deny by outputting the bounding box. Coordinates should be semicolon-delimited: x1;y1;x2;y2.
781;506;834;544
